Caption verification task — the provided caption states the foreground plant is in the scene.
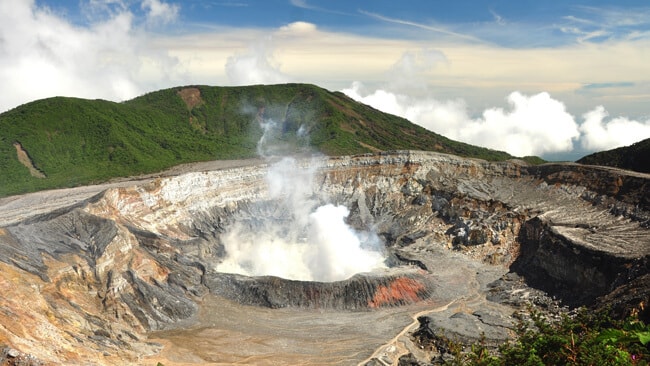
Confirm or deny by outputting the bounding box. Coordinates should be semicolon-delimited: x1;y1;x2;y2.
445;308;650;366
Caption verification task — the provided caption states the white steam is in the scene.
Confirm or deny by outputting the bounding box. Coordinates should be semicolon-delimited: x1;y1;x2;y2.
219;199;386;282
225;41;290;85
217;121;386;282
256;118;280;157
305;205;385;282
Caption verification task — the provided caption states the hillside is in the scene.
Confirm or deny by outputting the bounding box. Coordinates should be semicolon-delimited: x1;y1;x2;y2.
577;138;650;173
0;83;515;197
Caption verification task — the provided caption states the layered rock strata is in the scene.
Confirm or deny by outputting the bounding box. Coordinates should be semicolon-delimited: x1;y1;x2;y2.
0;151;647;365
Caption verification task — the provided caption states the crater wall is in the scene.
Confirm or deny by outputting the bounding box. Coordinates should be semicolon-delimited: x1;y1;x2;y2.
0;151;647;365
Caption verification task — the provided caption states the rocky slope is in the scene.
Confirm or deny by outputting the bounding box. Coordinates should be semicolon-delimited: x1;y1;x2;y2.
0;151;648;365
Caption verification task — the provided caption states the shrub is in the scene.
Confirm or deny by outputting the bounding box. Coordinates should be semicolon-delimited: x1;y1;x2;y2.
448;308;649;365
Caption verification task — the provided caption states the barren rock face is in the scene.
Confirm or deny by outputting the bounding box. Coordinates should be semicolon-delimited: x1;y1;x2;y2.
0;151;648;365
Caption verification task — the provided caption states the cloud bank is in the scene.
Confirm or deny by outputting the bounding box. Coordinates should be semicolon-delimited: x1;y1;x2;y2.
342;82;650;158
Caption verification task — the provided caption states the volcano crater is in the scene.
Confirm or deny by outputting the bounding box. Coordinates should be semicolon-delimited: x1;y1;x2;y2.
0;151;648;365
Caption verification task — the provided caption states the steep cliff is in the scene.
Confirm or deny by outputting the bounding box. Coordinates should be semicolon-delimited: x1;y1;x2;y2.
0;151;647;365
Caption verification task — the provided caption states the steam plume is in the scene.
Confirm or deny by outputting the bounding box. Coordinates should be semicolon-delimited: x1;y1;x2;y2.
217;114;386;282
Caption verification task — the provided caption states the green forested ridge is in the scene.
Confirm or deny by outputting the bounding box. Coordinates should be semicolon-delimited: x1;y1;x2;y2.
577;138;650;174
1;83;517;197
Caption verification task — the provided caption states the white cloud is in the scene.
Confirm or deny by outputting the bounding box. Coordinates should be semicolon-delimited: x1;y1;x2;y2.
224;41;291;85
278;21;317;34
359;9;484;43
559;6;650;44
386;48;447;92
343;83;581;157
82;0;129;20
342;82;470;141
141;0;179;25
1;2;648;159
289;0;313;10
490;9;506;26
579;106;650;150
465;92;580;156
344;81;650;157
0;0;184;112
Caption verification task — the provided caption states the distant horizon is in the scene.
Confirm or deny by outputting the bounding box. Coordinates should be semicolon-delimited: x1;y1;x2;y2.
1;0;649;161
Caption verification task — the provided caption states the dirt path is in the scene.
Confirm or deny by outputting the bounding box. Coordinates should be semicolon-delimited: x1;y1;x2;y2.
358;299;458;366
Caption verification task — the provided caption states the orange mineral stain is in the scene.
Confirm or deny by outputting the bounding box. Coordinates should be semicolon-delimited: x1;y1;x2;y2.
368;277;426;308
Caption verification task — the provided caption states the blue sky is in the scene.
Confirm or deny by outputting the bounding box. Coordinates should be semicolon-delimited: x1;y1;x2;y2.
3;0;650;159
47;0;650;45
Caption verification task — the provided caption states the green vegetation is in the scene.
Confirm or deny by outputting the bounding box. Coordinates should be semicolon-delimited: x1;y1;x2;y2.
521;156;547;165
442;309;650;365
577;138;650;174
1;83;528;198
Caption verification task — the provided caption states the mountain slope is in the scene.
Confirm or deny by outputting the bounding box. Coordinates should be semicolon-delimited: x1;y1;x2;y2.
0;83;514;197
577;138;650;173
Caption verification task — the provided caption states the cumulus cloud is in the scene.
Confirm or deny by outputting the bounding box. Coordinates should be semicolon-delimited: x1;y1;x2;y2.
223;21;325;86
0;0;183;112
342;81;470;139
341;44;650;158
579;106;650;150
465;92;580;156
344;81;650;157
343;82;581;157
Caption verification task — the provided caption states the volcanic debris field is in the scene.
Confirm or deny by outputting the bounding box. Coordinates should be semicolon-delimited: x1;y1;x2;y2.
0;150;648;365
